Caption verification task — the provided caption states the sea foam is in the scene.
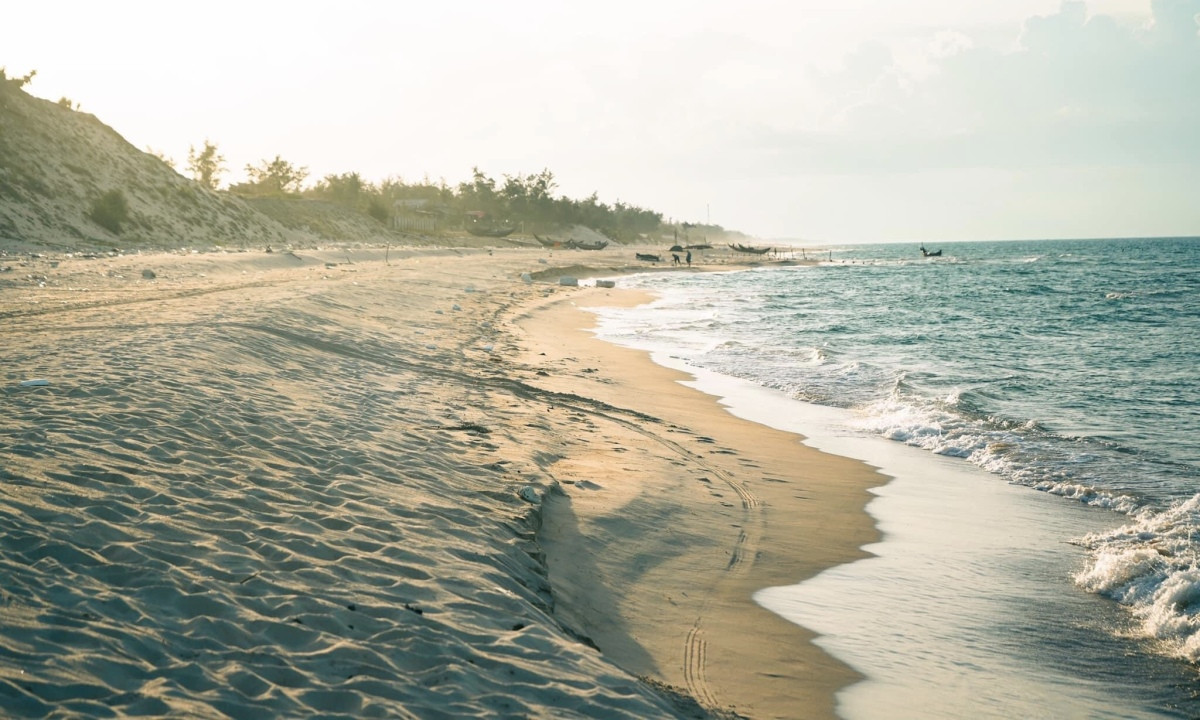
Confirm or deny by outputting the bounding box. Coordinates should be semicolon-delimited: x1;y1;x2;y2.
1076;494;1200;660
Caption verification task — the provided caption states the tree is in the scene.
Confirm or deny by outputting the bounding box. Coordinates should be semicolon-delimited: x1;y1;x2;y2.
499;169;558;225
379;175;450;204
0;67;36;91
311;171;367;207
457;166;499;215
245;155;309;195
500;173;529;218
526;168;557;222
187;140;226;190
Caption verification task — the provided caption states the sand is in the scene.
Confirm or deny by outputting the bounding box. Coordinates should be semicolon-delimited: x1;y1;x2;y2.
0;246;883;718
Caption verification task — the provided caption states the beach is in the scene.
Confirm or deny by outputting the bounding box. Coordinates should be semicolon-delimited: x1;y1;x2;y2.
582;238;1200;719
0;246;883;718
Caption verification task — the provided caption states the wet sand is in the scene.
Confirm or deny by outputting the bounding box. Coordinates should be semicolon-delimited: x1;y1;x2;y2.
514;287;884;719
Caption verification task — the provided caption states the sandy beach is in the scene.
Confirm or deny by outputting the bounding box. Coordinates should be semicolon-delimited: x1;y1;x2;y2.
0;246;883;718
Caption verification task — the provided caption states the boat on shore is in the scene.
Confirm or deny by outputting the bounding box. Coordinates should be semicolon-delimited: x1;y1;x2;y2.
729;243;772;255
466;222;515;238
533;233;608;250
566;238;608;250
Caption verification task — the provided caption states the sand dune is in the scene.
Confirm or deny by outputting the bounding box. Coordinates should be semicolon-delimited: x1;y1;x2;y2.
1;247;879;718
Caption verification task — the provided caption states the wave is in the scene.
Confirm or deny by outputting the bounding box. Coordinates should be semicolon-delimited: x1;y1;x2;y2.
601;237;1200;679
849;387;1148;514
1076;495;1200;662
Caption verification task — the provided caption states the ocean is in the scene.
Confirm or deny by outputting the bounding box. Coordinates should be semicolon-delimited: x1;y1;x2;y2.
590;236;1200;718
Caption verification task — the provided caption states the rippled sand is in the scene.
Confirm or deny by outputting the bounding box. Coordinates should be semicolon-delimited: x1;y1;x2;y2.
0;247;880;718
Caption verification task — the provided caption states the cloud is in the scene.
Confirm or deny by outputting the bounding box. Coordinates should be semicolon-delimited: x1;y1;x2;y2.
1148;0;1200;40
733;0;1200;175
928;30;974;60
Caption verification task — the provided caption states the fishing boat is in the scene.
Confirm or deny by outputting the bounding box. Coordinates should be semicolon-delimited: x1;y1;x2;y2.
728;243;772;255
566;238;608;251
465;210;515;238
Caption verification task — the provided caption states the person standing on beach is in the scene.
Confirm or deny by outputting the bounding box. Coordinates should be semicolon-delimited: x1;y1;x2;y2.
686;250;692;267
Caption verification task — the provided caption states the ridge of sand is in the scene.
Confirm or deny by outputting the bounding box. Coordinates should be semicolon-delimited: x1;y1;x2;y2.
0;246;882;719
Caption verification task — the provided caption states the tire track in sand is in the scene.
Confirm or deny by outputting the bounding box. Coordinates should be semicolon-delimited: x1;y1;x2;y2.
684;621;720;709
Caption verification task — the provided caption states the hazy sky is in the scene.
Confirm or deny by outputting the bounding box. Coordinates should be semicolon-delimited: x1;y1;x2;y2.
5;1;1198;242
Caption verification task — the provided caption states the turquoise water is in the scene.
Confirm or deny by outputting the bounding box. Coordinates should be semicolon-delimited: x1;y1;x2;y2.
591;236;1200;717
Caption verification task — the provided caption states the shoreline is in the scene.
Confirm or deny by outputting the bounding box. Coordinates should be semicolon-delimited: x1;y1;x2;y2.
513;284;887;718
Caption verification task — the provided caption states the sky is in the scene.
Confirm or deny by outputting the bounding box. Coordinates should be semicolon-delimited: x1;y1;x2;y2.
4;0;1198;242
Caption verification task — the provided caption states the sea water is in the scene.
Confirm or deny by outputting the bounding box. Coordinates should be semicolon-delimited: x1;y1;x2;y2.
588;236;1200;718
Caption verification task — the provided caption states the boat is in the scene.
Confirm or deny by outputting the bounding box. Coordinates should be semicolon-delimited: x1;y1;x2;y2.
464;211;515;238
920;245;942;257
636;253;661;262
466;223;515;238
533;232;608;250
565;238;609;251
728;243;772;255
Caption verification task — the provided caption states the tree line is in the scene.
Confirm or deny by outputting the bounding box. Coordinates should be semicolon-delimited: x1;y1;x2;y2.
184;140;672;241
3;67;724;242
